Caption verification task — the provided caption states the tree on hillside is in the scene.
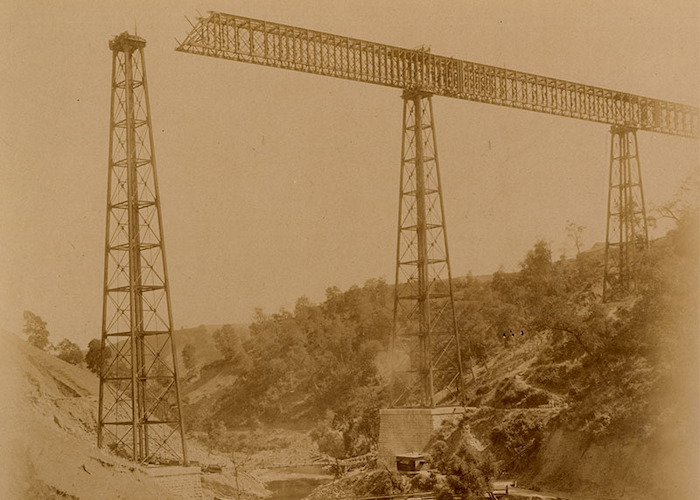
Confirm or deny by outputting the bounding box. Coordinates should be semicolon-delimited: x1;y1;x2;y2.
23;311;50;350
565;220;586;255
430;425;496;500
517;239;608;371
520;240;553;282
182;343;196;370
85;338;112;374
649;173;699;225
213;325;250;369
311;421;346;459
518;239;561;310
56;338;83;365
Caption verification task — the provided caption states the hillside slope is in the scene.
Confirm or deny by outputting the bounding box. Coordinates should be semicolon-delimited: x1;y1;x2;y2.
174;323;251;370
0;331;179;499
177;215;698;500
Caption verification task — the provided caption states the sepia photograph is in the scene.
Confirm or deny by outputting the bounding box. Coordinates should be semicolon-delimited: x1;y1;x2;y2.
0;1;698;499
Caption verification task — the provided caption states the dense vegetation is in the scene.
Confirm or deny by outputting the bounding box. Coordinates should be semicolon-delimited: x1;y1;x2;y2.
186;200;697;491
188;279;392;457
22;310;86;366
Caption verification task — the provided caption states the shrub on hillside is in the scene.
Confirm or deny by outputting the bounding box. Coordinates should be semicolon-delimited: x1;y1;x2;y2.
433;445;495;500
85;338;113;374
205;420;291;454
427;421;496;500
311;421;345;459
489;412;543;469
56;338;83;366
492;377;550;408
526;360;582;395
311;407;377;460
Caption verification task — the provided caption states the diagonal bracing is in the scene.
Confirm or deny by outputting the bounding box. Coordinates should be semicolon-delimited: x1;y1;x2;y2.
390;90;465;408
98;32;188;465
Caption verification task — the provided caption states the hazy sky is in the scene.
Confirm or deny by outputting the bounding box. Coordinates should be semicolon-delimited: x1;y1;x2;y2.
1;0;697;346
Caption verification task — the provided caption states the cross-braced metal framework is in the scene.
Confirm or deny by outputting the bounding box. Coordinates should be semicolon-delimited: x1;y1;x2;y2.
177;12;699;139
603;126;649;302
390;90;464;408
98;32;188;465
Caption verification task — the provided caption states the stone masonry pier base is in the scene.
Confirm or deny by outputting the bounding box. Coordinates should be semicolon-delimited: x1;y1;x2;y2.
377;406;465;470
143;465;207;499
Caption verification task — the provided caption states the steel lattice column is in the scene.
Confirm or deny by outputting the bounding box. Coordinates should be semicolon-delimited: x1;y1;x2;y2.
603;126;649;302
98;32;188;465
390;90;465;408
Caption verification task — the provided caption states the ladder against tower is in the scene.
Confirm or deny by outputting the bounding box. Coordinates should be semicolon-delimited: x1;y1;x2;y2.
98;32;188;465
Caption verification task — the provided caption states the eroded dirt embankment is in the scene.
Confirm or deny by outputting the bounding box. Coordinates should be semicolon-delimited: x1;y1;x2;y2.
0;331;178;499
0;330;325;500
520;416;699;500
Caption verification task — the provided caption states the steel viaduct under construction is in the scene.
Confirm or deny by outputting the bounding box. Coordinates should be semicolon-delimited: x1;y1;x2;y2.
97;12;698;465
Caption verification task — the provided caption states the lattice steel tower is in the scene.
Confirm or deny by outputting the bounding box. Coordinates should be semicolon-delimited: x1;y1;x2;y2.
98;32;188;465
391;90;464;407
603;126;649;302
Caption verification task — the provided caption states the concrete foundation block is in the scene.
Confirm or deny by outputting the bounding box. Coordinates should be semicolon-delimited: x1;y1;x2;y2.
143;465;208;499
377;406;465;470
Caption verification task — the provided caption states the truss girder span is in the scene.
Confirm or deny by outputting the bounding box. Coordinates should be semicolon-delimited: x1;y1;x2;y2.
99;32;188;465
390;92;464;408
177;11;698;139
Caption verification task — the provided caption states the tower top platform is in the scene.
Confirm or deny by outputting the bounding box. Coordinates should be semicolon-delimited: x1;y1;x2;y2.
109;32;146;52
